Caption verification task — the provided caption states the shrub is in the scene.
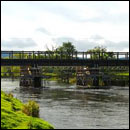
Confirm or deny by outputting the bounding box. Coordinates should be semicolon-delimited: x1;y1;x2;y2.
8;93;14;98
27;120;33;129
4;93;14;102
1;91;54;129
22;101;39;117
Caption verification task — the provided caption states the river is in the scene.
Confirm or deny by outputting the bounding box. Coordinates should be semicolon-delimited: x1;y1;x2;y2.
1;79;129;129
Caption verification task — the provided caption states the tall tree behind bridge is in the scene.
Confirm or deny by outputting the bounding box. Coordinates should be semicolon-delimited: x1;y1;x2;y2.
57;42;77;59
55;42;77;83
87;46;114;59
57;42;76;52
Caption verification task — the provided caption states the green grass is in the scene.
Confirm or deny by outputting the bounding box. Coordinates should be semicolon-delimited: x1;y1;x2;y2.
1;91;54;129
43;73;58;77
115;72;129;76
43;73;59;81
45;77;59;81
69;77;76;84
43;73;77;84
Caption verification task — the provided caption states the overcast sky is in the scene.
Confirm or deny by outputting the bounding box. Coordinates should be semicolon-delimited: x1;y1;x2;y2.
1;1;129;51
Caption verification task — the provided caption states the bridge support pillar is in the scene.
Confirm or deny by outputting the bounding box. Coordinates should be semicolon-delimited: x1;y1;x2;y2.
93;77;99;86
76;66;100;87
20;66;42;87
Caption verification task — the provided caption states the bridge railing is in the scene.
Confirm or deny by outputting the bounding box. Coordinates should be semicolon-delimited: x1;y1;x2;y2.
1;51;129;60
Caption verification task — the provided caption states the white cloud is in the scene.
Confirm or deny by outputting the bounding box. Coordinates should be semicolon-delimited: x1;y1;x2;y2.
109;1;129;15
1;1;129;52
2;38;37;50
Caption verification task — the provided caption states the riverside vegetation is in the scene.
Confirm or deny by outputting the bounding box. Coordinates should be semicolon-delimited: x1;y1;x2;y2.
1;91;54;129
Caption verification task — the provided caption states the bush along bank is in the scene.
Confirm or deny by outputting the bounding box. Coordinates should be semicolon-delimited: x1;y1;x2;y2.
1;91;54;129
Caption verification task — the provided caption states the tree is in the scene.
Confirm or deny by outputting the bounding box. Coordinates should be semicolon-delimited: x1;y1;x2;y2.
53;42;77;83
57;42;76;59
58;42;76;52
87;46;107;53
87;46;114;59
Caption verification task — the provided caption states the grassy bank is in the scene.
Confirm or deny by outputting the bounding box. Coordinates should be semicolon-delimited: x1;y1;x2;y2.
43;72;76;84
115;72;129;76
1;91;54;129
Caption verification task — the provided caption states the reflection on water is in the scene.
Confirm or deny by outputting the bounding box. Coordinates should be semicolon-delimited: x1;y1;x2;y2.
1;79;129;129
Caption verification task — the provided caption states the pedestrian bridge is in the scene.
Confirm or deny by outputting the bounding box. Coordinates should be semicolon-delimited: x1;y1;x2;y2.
1;51;129;67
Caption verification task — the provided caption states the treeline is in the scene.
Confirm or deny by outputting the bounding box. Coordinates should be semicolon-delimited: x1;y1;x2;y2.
2;42;116;60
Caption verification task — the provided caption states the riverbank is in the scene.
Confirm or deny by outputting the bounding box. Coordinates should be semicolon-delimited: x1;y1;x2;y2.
1;91;54;129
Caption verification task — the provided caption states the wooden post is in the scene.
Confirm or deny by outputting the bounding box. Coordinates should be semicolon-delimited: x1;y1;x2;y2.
60;51;62;60
117;52;119;60
19;52;21;59
12;51;13;59
126;52;128;59
76;66;78;85
9;52;11;59
22;51;24;59
45;52;46;59
38;51;40;59
101;52;103;59
48;51;51;59
83;52;84;59
76;52;77;59
33;51;35;59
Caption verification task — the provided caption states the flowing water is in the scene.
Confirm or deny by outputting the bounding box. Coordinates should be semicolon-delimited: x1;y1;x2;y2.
1;79;129;129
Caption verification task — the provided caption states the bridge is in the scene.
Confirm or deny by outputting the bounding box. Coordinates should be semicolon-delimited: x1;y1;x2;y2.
1;51;129;87
1;51;129;66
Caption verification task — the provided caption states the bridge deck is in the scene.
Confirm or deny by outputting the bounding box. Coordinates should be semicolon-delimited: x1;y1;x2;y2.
1;51;129;66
